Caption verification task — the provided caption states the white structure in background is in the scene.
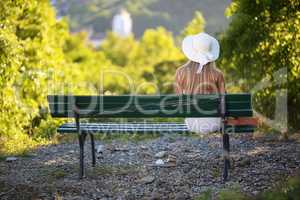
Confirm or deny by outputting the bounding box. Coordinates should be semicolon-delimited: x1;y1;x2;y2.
112;9;132;37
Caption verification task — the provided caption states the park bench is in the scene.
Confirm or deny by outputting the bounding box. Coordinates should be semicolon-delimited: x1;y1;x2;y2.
47;94;257;181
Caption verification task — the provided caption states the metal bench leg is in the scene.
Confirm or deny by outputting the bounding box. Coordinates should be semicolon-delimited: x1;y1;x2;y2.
223;132;230;182
75;113;87;179
90;133;96;167
78;133;87;179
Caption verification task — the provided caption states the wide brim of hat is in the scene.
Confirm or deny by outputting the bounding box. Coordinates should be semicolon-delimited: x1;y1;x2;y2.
182;33;220;64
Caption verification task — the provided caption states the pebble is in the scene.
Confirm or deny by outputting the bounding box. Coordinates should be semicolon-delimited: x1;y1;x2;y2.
6;157;18;162
140;145;148;150
140;175;155;184
174;192;190;200
150;192;161;200
155;151;167;158
96;145;104;153
155;159;165;165
113;147;129;152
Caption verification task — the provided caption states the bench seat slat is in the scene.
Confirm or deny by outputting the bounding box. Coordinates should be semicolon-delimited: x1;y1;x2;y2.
49;109;253;118
57;123;255;134
48;101;251;113
48;94;251;103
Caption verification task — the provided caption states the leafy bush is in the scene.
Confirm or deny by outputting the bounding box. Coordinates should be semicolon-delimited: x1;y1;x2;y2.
219;0;299;131
0;0;109;155
180;11;206;38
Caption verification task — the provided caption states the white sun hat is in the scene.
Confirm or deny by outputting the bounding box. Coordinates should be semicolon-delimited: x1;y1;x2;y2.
182;32;220;73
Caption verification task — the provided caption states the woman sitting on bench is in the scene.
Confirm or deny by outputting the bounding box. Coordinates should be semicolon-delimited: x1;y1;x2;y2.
175;32;225;134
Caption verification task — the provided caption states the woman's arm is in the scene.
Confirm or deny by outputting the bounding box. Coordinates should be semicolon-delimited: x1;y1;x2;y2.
217;73;226;94
174;69;184;94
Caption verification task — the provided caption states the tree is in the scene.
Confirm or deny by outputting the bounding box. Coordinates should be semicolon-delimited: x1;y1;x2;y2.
137;27;183;66
219;0;300;131
180;11;206;37
0;0;112;155
0;0;69;154
100;32;139;66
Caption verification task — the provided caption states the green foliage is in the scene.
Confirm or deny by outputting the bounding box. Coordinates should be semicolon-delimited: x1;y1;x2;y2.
181;11;206;37
0;0;68;155
194;189;213;200
50;169;67;179
218;189;249;200
0;0;110;155
61;31;112;94
137;27;183;66
99;27;184;94
195;188;250;200
100;32;139;67
219;0;300;131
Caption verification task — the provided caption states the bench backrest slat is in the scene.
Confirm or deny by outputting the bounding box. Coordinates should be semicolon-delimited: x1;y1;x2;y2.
47;94;253;118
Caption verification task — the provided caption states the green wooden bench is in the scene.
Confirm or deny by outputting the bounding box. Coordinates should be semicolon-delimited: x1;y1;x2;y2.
47;94;257;181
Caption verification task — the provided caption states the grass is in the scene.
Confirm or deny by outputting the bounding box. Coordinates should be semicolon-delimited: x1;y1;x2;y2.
50;169;68;179
0;133;56;158
194;172;300;200
212;168;221;178
195;189;213;200
258;173;300;200
194;189;250;200
217;189;250;200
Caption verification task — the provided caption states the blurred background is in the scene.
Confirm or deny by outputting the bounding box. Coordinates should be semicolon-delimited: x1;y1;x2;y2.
51;0;231;39
0;0;298;155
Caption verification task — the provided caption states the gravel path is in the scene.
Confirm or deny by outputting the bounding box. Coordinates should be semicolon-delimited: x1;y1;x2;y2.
0;133;299;200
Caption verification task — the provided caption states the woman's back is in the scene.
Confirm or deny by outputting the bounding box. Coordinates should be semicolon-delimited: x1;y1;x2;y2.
175;61;225;95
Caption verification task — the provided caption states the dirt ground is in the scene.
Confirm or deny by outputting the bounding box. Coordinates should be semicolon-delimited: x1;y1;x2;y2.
1;133;299;200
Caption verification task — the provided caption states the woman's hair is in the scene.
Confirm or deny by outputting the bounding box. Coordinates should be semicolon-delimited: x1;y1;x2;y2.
206;61;217;69
175;60;225;94
185;60;218;71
